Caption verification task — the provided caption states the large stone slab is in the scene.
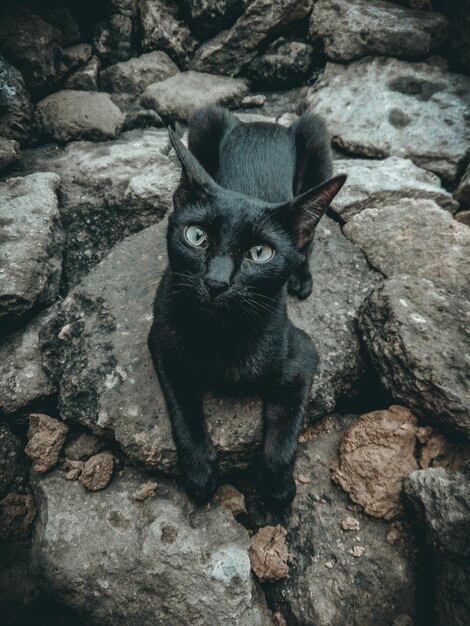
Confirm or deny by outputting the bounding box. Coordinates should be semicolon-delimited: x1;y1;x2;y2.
141;71;248;122
343;199;470;299
310;0;448;61
32;469;271;626
307;58;470;181
332;156;457;220
100;51;179;95
0;173;63;323
359;275;470;438
39;215;378;473
190;0;311;76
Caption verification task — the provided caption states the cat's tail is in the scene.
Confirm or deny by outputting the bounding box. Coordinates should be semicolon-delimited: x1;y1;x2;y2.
188;105;240;178
290;113;333;196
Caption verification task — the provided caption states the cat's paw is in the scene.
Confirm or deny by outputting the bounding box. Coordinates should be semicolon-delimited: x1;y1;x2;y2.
182;461;218;505
259;467;297;511
288;273;312;300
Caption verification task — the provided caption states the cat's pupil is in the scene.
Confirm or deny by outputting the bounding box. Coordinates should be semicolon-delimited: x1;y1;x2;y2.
255;246;262;257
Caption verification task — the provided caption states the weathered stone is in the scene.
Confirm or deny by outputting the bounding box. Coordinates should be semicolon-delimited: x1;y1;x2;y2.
0;425;26;498
404;467;470;626
416;426;469;471
310;0;448;61
0;54;32;143
31;469;271;625
359;275;470;438
0;310;55;415
183;0;244;38
247;40;314;89
343;199;470;299
456;162;470;207
331;406;418;519
39;215;377;473
215;484;246;516
191;0;312;75
132;480;158;501
64;56;100;91
140;0;198;68
62;43;92;71
35;90;124;143
79;452;114;491
307;58;470;181
12;129;176;289
0;173;63;322
25;414;68;473
141;71;248;122
456;210;470;227
0;493;36;540
249;525;289;583
94;13;134;66
332;156;457;220
100;51;179;96
268;415;416;625
0;138;20;170
64;432;106;461
241;94;267;108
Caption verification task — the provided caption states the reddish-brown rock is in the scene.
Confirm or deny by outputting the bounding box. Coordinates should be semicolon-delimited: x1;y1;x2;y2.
25;413;68;473
249;525;289;583
79;452;114;491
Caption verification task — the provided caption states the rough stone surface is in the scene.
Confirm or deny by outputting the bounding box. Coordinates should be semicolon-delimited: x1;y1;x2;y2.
456;210;470;227
39;215;377;473
140;0;198;68
64;432;105;461
332;156;457;220
12;129;177;289
0;54;33;143
310;0;448;61
247;39;314;89
0;173;63;322
307;58;470;181
64;56;100;91
343;199;470;299
183;0;244;39
100;51;179;95
34;90;124;143
404;467;470;626
417;426;470;471
191;0;312;75
141;71;248;122
62;43;92;71
78;452;114;491
268;415;416;625
359;276;470;438
25;414;68;474
249;525;289;583
456;162;470;207
0;425;27;499
331;406;418;519
31;469;271;625
215;484;246;516
0;492;36;540
0;138;20;170
0;310;55;415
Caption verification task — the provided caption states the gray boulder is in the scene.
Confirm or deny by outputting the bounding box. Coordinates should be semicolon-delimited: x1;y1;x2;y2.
34;90;124;143
343;199;470;299
31;469;271;626
404;467;470;626
0;55;32;144
0;138;20;171
310;0;448;61
307;57;470;181
332;156;457;220
62;43;92;71
190;0;312;76
359;275;470;438
268;415;416;625
0;173;63;323
182;0;244;39
141;71;248;122
39;215;378;473
100;51;179;95
64;56;100;91
247;39;314;89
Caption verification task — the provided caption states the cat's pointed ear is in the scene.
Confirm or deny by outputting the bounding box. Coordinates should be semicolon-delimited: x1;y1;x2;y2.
168;126;218;208
280;174;347;248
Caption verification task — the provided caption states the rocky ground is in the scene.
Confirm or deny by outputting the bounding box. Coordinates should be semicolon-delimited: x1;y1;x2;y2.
0;1;469;625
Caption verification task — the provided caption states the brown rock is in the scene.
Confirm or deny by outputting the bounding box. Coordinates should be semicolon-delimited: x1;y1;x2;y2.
416;426;469;470
79;452;114;491
0;492;36;540
132;481;158;501
272;611;287;626
214;484;246;516
331;406;418;519
25;414;68;473
249;525;289;583
341;516;360;531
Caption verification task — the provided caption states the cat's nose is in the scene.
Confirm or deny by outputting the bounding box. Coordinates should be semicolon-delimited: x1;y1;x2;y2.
205;255;233;297
206;276;229;297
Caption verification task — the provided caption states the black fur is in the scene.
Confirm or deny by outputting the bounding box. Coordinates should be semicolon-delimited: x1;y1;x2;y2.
148;106;346;509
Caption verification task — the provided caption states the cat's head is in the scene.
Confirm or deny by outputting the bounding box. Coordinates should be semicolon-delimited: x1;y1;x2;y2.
166;127;346;311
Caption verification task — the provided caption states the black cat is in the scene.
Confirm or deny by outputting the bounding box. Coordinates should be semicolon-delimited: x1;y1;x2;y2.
148;106;346;510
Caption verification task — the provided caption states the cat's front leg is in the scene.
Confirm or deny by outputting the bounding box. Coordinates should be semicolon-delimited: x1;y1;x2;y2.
260;329;317;510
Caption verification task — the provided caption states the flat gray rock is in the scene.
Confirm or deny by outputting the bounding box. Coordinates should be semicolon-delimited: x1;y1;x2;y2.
0;173;63;322
141;71;248;122
34;90;124;143
343;199;470;299
268;415;416;625
359;275;470;438
333;156;457;220
404;467;470;625
39;215;378;473
32;469;271;626
307;58;470;181
190;0;311;75
100;51;179;95
310;0;448;61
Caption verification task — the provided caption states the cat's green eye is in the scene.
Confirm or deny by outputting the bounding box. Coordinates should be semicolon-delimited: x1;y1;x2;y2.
247;244;274;263
185;225;209;248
